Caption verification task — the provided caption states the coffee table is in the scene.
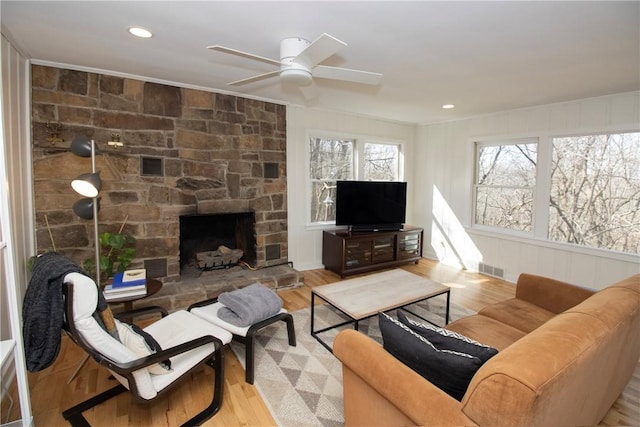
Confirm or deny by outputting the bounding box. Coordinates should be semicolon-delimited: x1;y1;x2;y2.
311;269;450;352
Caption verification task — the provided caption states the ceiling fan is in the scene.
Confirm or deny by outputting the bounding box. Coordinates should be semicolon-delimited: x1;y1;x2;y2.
207;33;383;92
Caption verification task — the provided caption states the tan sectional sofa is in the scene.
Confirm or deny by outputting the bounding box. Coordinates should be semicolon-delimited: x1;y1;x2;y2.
334;273;640;426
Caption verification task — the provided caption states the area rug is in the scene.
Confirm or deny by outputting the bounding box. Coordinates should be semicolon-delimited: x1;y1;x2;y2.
230;294;474;427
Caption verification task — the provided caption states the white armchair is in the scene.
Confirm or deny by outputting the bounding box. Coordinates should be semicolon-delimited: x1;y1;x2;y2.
61;272;233;426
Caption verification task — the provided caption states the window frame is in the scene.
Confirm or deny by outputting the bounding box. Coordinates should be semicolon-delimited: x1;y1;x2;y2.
471;128;640;256
306;131;405;229
472;138;539;237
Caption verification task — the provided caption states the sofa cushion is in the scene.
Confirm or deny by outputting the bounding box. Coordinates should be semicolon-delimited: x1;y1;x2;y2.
479;298;556;333
379;312;483;401
446;314;527;350
515;273;594;313
397;311;498;363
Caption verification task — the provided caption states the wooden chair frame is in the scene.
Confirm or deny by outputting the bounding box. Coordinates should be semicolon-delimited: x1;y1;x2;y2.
61;284;225;427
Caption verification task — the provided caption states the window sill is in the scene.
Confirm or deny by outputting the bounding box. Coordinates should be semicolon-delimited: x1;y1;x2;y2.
305;222;347;232
468;227;639;263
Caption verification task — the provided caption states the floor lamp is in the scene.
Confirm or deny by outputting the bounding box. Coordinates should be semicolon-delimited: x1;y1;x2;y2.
70;135;102;285
67;135;102;384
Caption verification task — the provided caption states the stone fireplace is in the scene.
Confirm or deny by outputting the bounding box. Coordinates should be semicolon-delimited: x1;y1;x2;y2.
30;64;303;311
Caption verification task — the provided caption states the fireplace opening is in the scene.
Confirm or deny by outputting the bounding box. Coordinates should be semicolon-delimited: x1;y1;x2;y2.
179;212;257;276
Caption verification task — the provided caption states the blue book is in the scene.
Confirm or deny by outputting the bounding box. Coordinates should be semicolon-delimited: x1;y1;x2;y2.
112;269;147;288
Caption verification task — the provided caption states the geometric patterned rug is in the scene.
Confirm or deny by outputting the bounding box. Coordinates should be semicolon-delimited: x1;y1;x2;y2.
231;294;474;427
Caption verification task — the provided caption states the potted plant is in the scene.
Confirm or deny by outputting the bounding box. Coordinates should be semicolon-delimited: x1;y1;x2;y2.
83;231;137;283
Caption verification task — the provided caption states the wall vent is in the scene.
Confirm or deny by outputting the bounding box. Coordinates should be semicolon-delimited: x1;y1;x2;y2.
264;162;279;179
144;258;167;278
265;244;281;261
141;157;163;176
479;262;504;278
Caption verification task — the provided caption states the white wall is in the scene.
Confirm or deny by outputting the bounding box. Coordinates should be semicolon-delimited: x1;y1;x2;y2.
1;34;35;420
286;106;416;271
414;91;640;289
1;35;34;341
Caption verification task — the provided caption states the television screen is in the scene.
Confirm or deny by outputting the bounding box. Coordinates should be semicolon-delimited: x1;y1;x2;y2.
335;181;407;231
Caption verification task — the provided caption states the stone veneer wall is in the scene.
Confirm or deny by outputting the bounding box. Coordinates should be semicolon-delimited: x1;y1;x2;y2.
31;65;288;284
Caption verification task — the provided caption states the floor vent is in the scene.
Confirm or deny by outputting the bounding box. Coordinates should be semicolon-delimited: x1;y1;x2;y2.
479;262;504;278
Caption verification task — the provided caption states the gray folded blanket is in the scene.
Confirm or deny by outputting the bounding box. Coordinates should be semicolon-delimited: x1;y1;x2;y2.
218;283;283;327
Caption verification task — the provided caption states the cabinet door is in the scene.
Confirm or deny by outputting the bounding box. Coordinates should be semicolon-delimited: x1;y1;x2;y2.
344;240;372;269
398;232;421;259
372;236;394;263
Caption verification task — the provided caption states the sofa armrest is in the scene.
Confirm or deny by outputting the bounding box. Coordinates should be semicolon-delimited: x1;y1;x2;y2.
515;273;594;314
334;329;476;426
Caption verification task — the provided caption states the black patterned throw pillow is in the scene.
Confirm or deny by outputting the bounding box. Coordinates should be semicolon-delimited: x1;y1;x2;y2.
396;310;498;363
378;311;484;401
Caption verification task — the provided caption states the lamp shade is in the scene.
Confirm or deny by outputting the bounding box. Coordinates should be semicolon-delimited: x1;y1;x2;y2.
70;135;100;157
72;197;100;219
71;172;102;198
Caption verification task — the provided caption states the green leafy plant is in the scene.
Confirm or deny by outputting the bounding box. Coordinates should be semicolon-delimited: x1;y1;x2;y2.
83;232;137;281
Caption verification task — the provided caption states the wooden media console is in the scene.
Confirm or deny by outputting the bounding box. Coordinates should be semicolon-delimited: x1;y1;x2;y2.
322;226;423;277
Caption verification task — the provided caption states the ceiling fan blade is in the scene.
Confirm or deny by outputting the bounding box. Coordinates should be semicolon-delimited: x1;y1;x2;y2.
228;70;281;86
312;65;383;86
207;45;281;67
293;33;347;69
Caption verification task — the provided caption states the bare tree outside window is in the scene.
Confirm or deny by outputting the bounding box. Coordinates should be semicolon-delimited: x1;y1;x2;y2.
475;142;537;232
364;143;399;181
549;132;640;254
309;137;354;223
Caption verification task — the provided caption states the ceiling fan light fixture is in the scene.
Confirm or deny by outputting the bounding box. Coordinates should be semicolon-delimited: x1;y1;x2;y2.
280;68;313;86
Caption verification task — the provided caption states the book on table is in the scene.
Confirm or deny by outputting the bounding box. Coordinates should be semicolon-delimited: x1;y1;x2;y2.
111;269;147;288
104;286;147;301
104;282;146;294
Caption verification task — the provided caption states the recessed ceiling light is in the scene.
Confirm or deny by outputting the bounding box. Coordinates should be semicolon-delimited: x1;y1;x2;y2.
442;104;455;109
128;27;153;39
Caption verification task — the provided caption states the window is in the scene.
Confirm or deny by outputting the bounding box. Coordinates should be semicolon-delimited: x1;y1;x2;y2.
364;142;399;181
474;131;640;255
549;132;640;254
309;137;401;224
309;137;354;223
474;141;538;232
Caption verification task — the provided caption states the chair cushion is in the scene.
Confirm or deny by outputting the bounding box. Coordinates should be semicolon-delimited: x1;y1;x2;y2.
115;320;172;375
66;273;233;399
65;272;157;399
190;301;288;337
144;310;233;393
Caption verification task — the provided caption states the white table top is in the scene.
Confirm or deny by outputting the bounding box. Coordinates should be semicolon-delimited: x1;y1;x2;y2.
312;269;449;319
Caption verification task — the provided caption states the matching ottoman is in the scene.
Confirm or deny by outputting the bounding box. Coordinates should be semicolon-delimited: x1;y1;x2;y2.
188;296;296;384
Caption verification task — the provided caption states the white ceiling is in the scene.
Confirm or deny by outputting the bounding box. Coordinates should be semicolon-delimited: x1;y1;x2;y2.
2;1;639;125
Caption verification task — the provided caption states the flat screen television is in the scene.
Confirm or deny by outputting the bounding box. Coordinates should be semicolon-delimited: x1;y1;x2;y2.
335;180;407;231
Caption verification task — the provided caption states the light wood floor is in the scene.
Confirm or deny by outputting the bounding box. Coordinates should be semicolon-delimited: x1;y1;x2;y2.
2;260;638;426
